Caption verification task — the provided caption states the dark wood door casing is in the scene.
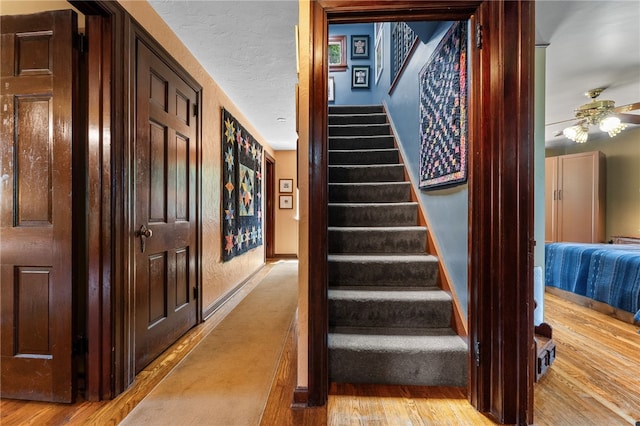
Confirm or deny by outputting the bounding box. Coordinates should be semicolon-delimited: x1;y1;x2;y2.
308;1;534;424
0;10;78;403
265;152;275;259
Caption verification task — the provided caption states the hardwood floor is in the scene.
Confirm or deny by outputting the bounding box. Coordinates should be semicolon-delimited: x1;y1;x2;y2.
2;291;639;425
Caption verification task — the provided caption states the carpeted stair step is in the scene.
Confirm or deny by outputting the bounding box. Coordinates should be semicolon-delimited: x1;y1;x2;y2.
329;105;384;115
328;329;468;386
329;123;391;137
329;288;452;328
329;135;396;150
328;202;418;227
328;226;427;254
328;254;439;288
329;113;388;125
329;148;399;165
329;165;406;183
329;182;411;203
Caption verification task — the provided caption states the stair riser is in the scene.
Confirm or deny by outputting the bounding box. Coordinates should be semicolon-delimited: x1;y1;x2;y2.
328;259;438;287
329;124;390;137
329;183;411;203
329;349;467;386
329;299;452;328
329;136;396;150
328;229;426;254
329;150;399;165
329;166;406;183
329;204;418;227
329;114;387;125
329;105;384;115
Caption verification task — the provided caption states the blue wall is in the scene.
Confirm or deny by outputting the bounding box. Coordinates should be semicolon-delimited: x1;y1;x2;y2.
331;21;470;317
329;23;376;105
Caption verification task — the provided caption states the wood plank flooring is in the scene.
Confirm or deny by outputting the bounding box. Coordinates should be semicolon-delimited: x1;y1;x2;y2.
2;290;639;425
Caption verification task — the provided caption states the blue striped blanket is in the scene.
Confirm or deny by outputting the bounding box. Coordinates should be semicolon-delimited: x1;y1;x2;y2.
545;243;640;321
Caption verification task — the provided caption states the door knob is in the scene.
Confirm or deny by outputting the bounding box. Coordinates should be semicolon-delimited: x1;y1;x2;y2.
136;224;153;253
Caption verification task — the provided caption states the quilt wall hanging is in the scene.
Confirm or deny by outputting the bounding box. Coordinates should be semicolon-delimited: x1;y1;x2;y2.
418;21;468;190
222;108;263;262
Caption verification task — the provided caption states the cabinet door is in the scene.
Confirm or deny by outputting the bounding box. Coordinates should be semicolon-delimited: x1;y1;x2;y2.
544;157;558;242
557;153;597;242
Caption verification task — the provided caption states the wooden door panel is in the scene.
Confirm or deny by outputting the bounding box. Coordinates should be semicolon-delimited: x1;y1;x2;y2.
134;40;197;373
1;10;77;403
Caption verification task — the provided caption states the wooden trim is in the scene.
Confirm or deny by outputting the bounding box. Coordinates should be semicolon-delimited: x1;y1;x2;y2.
388;36;419;95
68;0;127;399
545;287;638;325
307;0;330;407
383;103;467;338
310;1;534;424
265;152;276;259
202;265;265;320
292;386;309;408
468;2;535;424
273;254;299;260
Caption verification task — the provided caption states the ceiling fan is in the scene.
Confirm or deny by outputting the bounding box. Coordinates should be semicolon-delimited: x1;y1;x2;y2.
549;88;640;143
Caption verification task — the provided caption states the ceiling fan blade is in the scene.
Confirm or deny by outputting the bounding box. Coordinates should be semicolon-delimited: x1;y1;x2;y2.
545;117;578;126
616;113;640;124
613;102;640;113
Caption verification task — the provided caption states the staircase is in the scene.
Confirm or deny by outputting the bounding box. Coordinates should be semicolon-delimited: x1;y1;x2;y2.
327;105;468;387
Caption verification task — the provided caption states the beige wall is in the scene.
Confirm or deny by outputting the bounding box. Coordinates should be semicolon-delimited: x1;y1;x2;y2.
1;1;279;314
0;1;84;27
274;150;299;256
118;0;280;313
546;126;640;239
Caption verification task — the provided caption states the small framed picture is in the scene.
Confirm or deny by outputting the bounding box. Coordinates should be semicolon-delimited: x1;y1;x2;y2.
351;35;369;59
328;76;335;102
279;178;293;193
352;66;370;89
279;195;293;209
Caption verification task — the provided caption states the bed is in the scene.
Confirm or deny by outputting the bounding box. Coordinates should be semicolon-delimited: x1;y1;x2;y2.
545;242;640;323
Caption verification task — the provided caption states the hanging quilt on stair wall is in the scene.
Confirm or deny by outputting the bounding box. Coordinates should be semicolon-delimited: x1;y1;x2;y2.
221;108;263;262
418;21;468;190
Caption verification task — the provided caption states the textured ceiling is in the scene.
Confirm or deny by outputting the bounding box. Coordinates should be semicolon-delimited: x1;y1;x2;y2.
148;0;299;150
149;1;640;150
537;0;640;148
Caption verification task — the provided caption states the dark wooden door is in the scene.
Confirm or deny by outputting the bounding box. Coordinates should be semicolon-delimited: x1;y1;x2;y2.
134;40;198;373
0;10;77;402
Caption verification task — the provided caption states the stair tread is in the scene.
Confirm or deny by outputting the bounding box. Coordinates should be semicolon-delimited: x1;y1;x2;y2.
329;288;451;302
329;148;398;153
329;164;402;168
328;202;417;207
328;226;426;231
328;181;409;186
329;253;437;262
329;331;467;351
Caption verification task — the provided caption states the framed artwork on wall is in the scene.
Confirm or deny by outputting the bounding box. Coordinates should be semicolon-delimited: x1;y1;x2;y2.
351;35;369;59
279;195;293;209
352;65;370;89
279;178;293;193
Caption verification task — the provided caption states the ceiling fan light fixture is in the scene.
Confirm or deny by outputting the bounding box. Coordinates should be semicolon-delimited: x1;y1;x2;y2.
598;115;626;137
563;124;588;143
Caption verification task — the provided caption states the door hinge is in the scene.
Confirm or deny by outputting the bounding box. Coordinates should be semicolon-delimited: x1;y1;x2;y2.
193;104;198;117
74;335;88;355
476;23;483;50
193;286;199;299
74;33;88;54
474;341;481;367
